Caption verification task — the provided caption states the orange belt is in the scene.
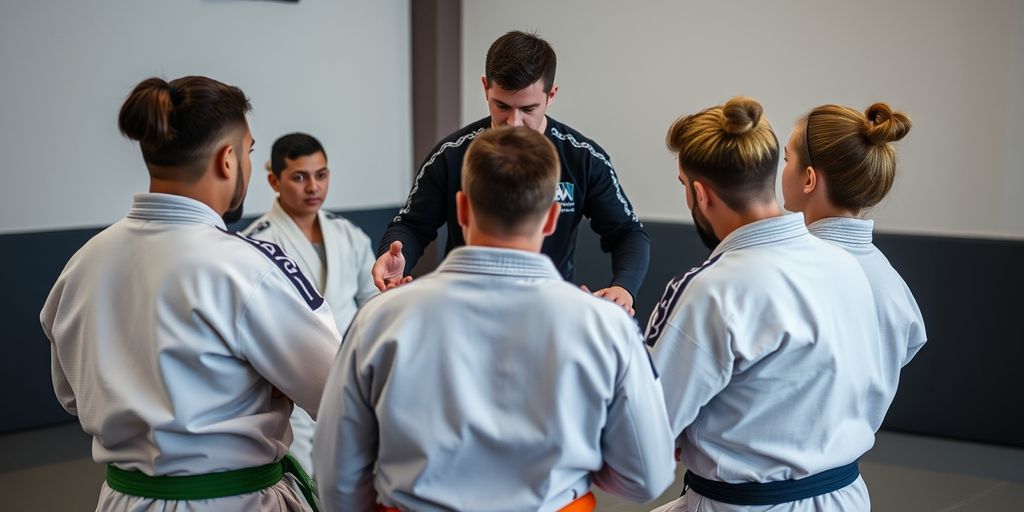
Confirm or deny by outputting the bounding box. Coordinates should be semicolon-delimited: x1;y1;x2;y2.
377;491;596;512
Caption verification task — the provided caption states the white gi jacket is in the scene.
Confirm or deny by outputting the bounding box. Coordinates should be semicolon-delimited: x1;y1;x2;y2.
40;193;342;512
646;214;879;511
242;199;378;473
808;217;927;431
313;246;676;512
243;199;378;330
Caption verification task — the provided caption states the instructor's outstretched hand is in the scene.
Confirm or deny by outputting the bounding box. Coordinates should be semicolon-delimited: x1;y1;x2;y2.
582;284;635;317
372;241;413;291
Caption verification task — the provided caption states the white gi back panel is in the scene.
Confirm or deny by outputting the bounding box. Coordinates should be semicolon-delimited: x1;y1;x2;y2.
0;0;411;235
462;0;1024;239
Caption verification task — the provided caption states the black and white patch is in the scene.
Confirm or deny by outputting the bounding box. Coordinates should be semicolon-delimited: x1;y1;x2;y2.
644;254;722;347
249;220;272;235
232;231;325;311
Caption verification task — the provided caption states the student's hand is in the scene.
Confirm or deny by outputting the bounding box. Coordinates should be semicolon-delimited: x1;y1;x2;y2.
582;285;635;316
372;241;413;291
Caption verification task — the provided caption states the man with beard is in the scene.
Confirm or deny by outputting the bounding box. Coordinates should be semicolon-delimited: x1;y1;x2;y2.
645;97;880;511
40;76;339;511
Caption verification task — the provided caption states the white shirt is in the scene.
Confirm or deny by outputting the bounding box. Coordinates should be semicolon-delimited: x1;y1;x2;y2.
313;246;676;512
808;217;927;431
646;214;880;485
41;193;341;477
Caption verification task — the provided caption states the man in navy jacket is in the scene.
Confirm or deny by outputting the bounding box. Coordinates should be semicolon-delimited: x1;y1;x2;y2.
373;31;649;315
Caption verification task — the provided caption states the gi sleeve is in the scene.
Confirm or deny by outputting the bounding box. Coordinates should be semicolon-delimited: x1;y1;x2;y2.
581;154;650;299
313;317;379;512
235;268;342;419
377;147;449;274
903;301;928;366
593;321;676;502
39;283;77;416
648;287;733;437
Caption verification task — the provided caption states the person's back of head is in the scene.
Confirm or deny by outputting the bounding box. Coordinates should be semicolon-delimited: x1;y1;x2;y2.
793;103;911;212
461;126;560;240
267;132;327;179
485;31;557;93
666;96;780;210
118;76;252;182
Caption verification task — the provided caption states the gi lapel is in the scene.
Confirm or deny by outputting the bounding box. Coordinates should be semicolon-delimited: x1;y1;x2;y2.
268;199;327;293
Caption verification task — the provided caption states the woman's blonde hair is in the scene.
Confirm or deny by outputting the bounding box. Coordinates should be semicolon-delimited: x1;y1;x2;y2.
666;96;779;209
795;103;911;210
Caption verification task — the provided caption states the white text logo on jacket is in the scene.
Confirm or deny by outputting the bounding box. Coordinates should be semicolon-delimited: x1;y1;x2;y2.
555;182;575;213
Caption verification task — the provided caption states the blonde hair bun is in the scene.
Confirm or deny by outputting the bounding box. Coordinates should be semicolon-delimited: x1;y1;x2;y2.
722;96;763;135
864;102;911;145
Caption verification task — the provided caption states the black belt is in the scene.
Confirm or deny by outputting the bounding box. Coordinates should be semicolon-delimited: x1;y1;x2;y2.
683;461;859;506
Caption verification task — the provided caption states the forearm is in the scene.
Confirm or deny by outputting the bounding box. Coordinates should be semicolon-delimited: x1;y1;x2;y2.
317;464;377;512
597;334;675;502
607;228;651;298
50;347;78;415
313;338;380;512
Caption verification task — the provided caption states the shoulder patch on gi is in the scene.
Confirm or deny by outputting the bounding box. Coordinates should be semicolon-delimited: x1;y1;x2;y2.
232;231;325;311
324;211;343;220
644;254;722;347
249;220;272;235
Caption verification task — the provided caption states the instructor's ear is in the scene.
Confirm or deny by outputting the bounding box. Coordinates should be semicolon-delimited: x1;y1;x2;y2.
545;83;559;107
541;202;561;236
480;75;490;100
267;172;280;194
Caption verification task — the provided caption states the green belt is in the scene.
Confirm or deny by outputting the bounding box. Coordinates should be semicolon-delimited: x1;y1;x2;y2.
106;454;319;512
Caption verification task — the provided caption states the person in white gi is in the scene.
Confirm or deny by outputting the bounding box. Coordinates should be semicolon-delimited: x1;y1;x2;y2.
780;102;927;431
242;132;378;474
40;76;340;512
313;126;675;512
647;97;881;511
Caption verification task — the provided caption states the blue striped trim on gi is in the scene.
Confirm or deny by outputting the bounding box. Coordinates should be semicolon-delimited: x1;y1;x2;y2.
231;231;325;311
644;254;723;347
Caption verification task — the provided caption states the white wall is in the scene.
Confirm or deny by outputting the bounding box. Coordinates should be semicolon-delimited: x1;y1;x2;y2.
0;0;411;234
463;0;1024;239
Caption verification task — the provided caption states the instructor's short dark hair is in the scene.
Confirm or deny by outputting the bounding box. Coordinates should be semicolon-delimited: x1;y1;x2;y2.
485;31;557;93
462;126;559;235
268;133;326;178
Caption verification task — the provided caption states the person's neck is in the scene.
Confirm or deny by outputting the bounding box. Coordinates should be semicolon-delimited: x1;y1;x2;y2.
800;199;861;225
714;200;784;241
150;179;224;215
464;227;543;253
281;203;322;243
